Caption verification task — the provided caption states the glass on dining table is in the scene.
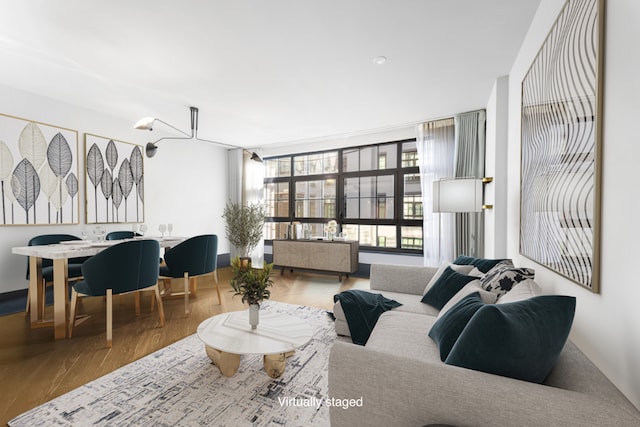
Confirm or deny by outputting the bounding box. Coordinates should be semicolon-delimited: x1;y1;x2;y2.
167;223;173;237
159;224;166;238
93;226;105;242
139;224;148;236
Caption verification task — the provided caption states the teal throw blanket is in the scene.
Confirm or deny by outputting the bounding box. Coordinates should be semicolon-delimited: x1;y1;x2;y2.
334;290;402;345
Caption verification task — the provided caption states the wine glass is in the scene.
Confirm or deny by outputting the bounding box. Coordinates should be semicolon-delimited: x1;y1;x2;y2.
159;224;166;238
139;224;148;236
167;223;173;237
81;230;88;242
132;224;139;235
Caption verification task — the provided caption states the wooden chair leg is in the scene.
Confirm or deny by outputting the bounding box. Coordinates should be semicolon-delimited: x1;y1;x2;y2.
154;284;165;327
106;289;113;348
68;288;78;338
214;270;221;304
184;272;189;314
191;276;198;298
134;291;141;316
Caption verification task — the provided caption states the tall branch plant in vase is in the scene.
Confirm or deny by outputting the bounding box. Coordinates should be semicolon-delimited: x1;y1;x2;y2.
222;202;266;265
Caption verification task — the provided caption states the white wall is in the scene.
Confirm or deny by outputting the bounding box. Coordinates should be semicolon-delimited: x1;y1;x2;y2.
484;76;509;258
506;0;640;409
0;84;229;293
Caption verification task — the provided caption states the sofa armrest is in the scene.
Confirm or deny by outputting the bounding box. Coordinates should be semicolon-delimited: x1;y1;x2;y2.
328;341;640;427
369;263;438;295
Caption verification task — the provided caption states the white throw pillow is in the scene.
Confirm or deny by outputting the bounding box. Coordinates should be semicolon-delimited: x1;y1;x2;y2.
437;280;496;318
497;279;543;303
467;267;485;278
423;263;475;295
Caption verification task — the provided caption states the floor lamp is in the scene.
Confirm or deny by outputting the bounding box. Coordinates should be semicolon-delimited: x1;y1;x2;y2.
432;177;492;261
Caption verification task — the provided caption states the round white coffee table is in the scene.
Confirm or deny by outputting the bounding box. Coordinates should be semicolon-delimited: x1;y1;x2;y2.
196;309;314;378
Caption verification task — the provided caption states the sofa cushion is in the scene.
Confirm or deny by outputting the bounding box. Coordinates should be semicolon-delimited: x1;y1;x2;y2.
421;266;478;310
429;292;486;361
480;264;535;298
438;280;496;318
423;263;475;294
453;255;512;273
333;290;402;345
497;279;542;303
445;295;576;383
334;290;439;328
366;311;441;361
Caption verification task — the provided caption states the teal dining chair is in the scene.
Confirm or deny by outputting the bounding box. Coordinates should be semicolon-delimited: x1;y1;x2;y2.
156;234;220;314
68;239;164;347
25;234;88;316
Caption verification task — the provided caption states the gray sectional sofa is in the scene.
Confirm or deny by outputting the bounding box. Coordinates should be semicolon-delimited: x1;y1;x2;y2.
328;263;640;426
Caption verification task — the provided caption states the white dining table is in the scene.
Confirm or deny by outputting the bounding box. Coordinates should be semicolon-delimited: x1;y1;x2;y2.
12;237;184;340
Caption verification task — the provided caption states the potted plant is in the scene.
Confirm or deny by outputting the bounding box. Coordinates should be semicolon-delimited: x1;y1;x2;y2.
222;202;266;263
229;257;274;329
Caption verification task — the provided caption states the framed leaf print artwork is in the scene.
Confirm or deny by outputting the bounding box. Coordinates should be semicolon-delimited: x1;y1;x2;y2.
0;113;79;225
520;0;604;292
85;134;144;224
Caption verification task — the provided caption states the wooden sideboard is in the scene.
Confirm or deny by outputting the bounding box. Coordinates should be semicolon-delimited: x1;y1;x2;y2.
272;239;359;281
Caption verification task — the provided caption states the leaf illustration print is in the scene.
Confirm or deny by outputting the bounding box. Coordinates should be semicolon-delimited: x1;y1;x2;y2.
66;172;78;223
18;123;47;220
0;140;15;224
38;163;58;223
101;169;113;222
86;143;105;222
12;158;40;223
47;133;73;222
118;159;133;221
130;146;143;221
112;177;123;222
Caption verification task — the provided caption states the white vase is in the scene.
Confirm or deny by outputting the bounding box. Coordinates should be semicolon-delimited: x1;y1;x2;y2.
249;304;260;329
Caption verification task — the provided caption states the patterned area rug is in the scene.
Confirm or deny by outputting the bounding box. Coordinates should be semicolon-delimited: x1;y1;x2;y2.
9;302;336;427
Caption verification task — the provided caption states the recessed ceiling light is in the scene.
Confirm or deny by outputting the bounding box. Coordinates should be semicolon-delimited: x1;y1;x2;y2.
372;56;387;65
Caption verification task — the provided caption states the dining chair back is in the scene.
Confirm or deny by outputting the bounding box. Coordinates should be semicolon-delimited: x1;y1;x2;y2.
68;239;164;347
25;234;88;315
158;234;220;313
106;231;141;240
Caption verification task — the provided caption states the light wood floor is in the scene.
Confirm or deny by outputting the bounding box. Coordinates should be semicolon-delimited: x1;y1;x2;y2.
0;267;369;425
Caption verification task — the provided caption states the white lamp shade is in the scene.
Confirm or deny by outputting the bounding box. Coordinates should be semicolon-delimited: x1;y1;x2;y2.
134;117;156;130
433;178;483;212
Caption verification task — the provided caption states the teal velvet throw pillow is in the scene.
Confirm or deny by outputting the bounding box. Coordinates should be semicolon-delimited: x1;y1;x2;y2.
453;255;510;273
444;295;576;383
421;266;477;309
429;292;486;361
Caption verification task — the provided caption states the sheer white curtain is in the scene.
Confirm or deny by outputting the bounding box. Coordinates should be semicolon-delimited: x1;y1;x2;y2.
227;149;244;258
227;148;265;265
243;149;265;267
416;119;456;266
454;110;486;257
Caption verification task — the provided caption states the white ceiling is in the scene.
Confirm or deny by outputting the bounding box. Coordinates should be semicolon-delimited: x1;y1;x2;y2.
0;0;540;148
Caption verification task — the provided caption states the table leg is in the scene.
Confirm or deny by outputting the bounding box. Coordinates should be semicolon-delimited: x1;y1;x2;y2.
205;346;240;377
28;256;43;325
53;258;69;340
264;351;295;379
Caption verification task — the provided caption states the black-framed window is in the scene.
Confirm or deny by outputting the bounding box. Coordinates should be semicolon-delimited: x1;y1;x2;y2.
264;139;422;254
